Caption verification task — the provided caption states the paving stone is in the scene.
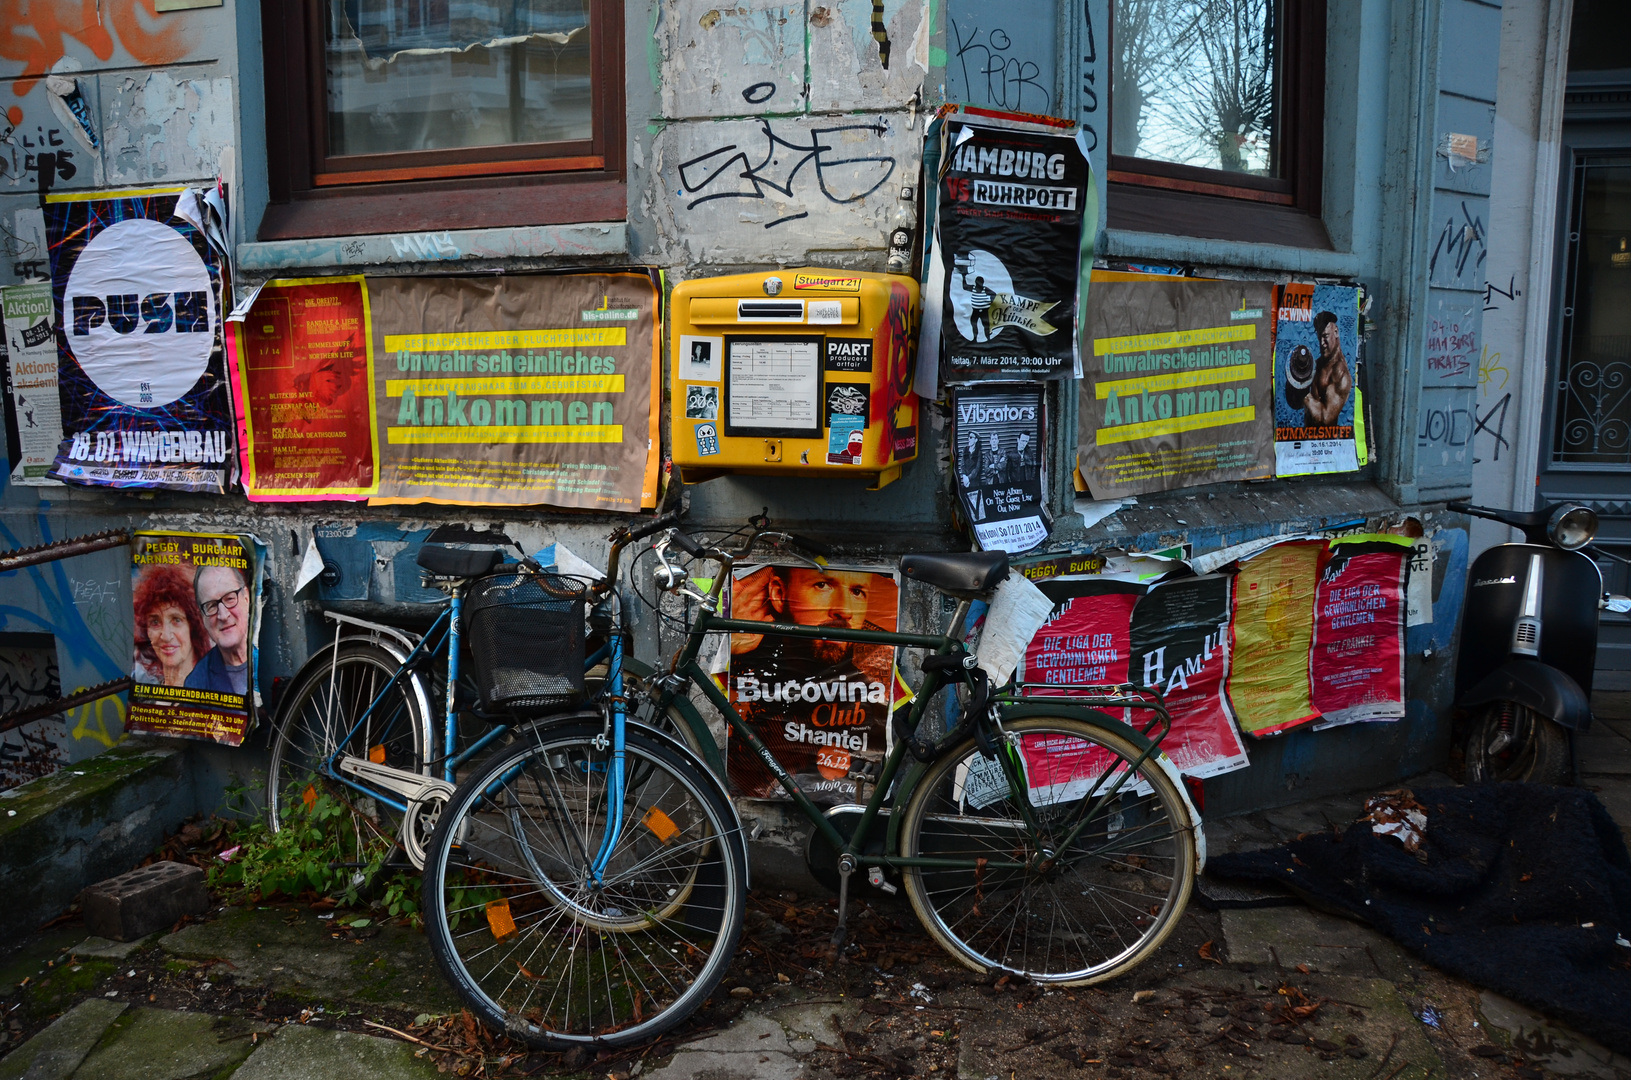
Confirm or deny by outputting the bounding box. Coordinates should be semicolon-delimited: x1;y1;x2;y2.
69;1007;259;1080
644;1014;805;1080
767;997;861;1056
232;1024;439;1080
1479;991;1631;1079
81;863;208;943
67;936;157;961
1219;905;1417;981
159;907;456;1012
0;999;125;1080
1576;731;1631;777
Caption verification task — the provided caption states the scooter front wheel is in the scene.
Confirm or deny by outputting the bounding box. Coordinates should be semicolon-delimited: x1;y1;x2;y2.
1464;701;1571;785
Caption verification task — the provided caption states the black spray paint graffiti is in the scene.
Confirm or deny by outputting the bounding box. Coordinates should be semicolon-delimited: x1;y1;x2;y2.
950;22;1051;113
0;644;65;792
1484;274;1520;313
1473;392;1511;464
1079;0;1099;152
1429;200;1488;283
678;117;897;228
1418;404;1473;450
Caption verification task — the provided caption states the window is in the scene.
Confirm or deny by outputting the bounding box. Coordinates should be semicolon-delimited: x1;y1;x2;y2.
1107;0;1326;246
261;0;625;239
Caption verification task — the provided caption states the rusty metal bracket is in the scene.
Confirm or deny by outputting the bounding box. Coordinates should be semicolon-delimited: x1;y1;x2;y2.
0;678;133;735
0;529;130;574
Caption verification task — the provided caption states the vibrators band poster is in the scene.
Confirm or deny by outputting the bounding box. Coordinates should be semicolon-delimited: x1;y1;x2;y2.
367;271;662;510
129;530;261;747
1310;538;1409;729
2;282;63;485
1078;279;1276;498
44;189;232;492
950;382;1050;554
931;113;1095;382
229;277;378;500
1272;283;1366;476
724;564;901;807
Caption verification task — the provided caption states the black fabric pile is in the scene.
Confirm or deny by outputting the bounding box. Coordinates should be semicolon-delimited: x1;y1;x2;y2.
1208;784;1631;1055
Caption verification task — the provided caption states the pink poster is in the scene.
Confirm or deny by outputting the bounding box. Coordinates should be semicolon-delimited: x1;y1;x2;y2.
1019;581;1144;693
1311;541;1409;728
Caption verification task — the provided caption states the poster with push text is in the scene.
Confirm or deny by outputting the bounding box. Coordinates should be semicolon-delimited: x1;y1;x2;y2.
1078;280;1275;498
367;271;661;510
1310;539;1409;729
45;190;232;492
1128;575;1250;779
1227;541;1322;737
129;531;260;747
724;564;900;807
2;282;63;485
231;276;378;500
1272;283;1363;476
932;114;1094;382
950;383;1050;553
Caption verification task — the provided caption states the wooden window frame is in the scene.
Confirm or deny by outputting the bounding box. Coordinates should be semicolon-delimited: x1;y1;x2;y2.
1106;0;1328;248
259;0;625;241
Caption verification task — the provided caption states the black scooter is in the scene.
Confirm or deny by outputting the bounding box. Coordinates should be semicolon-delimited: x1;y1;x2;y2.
1448;500;1630;784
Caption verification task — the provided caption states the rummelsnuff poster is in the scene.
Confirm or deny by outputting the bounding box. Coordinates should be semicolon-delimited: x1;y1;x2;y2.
130;531;260;747
1078;280;1275;498
931;114;1095;383
44;189;232;492
950;382;1050;553
724;564;900;807
1273;283;1363;475
367;272;661;510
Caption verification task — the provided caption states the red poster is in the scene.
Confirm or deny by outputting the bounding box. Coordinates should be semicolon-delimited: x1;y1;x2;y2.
1020;581;1143;693
232;276;378;500
1311;541;1409;728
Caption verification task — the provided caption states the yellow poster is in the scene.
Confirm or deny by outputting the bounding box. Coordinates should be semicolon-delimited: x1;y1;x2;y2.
1228;540;1323;737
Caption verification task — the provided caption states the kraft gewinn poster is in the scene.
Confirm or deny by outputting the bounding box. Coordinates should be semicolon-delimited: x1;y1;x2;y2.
230;276;378;500
367;272;661;510
129;530;261;747
44;189;233;492
1272;282;1365;476
2;282;64;486
1078;280;1275;498
724;564;900;807
930;114;1095;383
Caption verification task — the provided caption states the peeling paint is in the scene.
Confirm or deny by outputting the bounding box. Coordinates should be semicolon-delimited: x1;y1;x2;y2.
102;71;232;185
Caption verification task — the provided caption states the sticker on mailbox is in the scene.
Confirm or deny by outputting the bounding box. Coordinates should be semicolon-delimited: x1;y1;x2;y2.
807;300;842;325
825;339;873;373
695;422;720;457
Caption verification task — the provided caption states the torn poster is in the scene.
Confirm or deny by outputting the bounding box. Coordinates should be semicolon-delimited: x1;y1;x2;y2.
45;189;232;492
2;282;64;485
951;382;1050;553
1311;538;1409;729
1228;540;1323;737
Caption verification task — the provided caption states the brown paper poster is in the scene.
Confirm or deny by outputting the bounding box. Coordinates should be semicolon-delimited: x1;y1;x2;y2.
1227;540;1323;737
1079;279;1275;497
367;272;661;510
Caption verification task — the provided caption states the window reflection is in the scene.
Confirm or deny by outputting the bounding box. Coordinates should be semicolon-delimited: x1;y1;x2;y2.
326;0;593;158
1112;0;1279;175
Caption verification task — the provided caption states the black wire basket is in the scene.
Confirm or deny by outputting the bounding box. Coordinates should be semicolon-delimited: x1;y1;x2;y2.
464;570;589;715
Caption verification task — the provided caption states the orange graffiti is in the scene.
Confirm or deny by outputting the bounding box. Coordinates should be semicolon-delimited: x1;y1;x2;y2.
0;0;195;96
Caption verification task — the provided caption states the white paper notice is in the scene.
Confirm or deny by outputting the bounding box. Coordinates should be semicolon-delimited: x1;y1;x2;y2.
728;340;820;431
2;282;64;485
1406;538;1434;626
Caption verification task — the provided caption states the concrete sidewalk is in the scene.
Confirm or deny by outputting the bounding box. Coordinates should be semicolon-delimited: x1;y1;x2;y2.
1;702;1629;1080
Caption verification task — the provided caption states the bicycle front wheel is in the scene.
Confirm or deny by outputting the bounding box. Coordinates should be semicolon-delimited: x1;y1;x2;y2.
899;715;1196;985
422;722;745;1049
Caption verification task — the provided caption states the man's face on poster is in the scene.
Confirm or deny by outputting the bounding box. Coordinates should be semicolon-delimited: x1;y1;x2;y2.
1318;318;1341;361
769;568;872;663
311;363;344;406
197;566;249;660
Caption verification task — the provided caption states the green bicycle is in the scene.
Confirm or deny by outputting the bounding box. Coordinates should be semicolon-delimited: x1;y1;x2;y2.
421;519;1204;1049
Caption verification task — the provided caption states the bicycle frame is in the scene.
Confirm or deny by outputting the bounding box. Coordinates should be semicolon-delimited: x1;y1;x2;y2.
645;585;1179;879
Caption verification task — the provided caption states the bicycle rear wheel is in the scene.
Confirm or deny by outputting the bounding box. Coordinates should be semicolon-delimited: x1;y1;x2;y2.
899;715;1196;985
422;721;745;1049
266;640;429;862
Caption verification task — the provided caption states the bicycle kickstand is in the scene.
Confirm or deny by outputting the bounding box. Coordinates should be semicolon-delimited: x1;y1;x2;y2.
828;854;857;958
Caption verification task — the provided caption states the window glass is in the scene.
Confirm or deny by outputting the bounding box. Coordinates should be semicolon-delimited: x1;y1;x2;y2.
325;0;594;158
1112;0;1279;175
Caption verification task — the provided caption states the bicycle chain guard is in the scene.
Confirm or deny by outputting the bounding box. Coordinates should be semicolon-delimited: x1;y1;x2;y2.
337;755;456;870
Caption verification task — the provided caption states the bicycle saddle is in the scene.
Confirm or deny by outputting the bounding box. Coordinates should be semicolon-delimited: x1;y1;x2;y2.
898;551;1009;596
416;544;503;579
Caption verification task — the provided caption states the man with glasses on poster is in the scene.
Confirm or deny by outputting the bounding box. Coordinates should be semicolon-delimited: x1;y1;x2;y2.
184;565;251;696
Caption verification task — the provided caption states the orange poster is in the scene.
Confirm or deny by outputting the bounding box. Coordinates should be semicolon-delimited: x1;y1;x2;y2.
1227;540;1323;737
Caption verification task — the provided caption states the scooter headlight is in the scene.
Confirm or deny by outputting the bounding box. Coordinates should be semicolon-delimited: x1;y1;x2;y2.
1547;504;1598;550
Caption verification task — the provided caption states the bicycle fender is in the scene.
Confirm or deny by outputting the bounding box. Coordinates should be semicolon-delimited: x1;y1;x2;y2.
617;657;727;778
278;638;435;766
893;704;1206;872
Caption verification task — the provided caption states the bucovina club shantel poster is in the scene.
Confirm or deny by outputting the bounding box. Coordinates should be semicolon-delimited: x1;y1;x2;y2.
45;188;232;492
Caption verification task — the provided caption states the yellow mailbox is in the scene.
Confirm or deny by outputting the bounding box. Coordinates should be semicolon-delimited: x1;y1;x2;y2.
670;268;921;488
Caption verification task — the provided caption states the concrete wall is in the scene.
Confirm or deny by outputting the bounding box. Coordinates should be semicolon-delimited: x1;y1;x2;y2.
0;0;1543;821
